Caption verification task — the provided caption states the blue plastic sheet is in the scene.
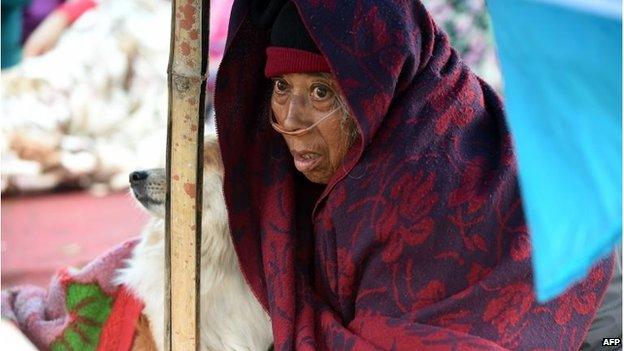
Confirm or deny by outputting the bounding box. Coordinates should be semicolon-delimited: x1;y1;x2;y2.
488;0;622;302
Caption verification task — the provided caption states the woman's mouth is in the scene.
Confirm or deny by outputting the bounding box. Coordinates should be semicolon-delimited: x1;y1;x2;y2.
292;151;322;172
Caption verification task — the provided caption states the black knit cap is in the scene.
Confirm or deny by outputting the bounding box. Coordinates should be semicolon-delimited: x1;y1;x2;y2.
250;0;330;76
250;0;321;53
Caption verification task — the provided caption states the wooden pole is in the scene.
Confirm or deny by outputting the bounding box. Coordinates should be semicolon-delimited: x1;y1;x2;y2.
165;0;208;349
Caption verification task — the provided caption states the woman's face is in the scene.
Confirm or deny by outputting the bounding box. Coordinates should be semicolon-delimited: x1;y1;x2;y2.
270;73;356;184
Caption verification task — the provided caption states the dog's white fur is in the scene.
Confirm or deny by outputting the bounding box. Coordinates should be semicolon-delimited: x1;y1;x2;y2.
115;137;273;350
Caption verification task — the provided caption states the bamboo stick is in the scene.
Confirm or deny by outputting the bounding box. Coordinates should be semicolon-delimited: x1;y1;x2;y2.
165;0;208;350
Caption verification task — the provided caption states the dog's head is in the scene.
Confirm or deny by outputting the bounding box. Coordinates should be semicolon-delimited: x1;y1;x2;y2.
130;136;223;219
130;168;166;218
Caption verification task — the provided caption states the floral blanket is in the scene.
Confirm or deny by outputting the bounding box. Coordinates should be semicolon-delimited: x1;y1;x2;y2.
1;239;142;351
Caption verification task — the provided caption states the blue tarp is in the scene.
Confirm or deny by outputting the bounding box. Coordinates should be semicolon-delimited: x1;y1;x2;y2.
488;0;622;302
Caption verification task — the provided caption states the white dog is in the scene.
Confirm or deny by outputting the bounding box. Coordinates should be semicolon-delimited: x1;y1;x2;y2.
115;136;273;350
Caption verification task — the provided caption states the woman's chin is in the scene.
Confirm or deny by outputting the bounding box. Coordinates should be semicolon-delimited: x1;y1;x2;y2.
302;170;330;184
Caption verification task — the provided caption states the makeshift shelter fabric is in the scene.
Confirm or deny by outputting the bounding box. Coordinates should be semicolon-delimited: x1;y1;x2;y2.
22;0;63;41
1;0;30;69
214;0;614;349
488;0;622;302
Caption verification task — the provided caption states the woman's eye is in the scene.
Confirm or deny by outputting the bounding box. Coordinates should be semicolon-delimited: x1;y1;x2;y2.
273;79;288;94
312;85;332;100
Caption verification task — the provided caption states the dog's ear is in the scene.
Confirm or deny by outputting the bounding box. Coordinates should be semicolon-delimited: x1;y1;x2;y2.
203;136;223;172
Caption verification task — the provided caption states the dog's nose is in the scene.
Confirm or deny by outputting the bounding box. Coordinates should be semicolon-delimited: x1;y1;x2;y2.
129;171;148;183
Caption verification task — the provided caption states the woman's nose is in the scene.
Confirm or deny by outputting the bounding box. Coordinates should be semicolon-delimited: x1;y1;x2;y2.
280;96;310;132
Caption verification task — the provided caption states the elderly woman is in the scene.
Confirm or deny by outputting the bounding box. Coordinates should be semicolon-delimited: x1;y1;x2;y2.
214;1;614;349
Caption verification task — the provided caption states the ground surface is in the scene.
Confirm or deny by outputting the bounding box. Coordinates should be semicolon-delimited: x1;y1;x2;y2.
2;191;148;288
